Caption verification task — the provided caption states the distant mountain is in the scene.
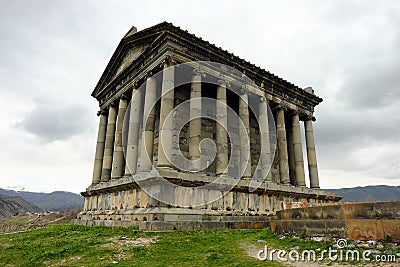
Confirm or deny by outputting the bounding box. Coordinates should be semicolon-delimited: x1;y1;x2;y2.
327;185;400;202
0;194;41;217
0;189;83;211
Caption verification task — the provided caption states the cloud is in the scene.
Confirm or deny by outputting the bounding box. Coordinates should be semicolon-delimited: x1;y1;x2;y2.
336;11;400;110
15;103;92;142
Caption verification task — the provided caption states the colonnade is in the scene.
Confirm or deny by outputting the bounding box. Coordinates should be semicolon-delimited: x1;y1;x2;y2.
91;63;320;188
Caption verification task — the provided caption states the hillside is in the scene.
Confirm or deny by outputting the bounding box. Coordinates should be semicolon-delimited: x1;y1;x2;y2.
0;189;83;211
0;210;78;233
327;185;400;202
0;194;41;217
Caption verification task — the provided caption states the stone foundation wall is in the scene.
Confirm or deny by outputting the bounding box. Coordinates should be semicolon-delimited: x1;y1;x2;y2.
79;170;337;229
276;201;400;220
271;201;400;241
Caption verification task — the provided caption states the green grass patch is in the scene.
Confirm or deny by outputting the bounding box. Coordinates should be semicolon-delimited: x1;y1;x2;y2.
2;224;396;266
0;224;286;266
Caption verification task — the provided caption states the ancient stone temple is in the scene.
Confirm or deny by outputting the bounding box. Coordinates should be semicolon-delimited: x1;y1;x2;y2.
76;22;340;230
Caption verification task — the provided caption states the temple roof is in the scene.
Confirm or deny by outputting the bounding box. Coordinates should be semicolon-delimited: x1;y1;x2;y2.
92;22;322;109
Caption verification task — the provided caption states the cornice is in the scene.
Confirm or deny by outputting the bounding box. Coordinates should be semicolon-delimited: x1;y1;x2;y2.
93;22;323;112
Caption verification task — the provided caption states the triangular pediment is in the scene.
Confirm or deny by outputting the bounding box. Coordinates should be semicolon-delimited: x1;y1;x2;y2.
92;22;172;98
92;22;323;109
114;45;147;78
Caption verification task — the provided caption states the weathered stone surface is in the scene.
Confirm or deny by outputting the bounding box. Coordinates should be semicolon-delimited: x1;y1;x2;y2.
305;120;319;188
276;109;290;184
271;202;400;241
157;61;174;168
92;113;107;185
101;105;117;182
111;97;128;179
215;82;228;175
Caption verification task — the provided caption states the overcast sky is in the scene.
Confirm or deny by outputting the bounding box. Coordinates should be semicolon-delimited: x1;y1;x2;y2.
1;0;399;193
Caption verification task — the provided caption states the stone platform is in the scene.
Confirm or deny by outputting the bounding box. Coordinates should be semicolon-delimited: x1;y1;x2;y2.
75;170;339;231
74;207;272;231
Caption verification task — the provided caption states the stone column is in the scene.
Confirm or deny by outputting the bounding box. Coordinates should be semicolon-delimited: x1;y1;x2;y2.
101;104;117;182
286;119;296;185
305;119;320;188
124;86;143;176
111;96;128;179
292;113;306;187
188;70;202;172
91;111;107;185
259;97;272;181
215;80;228;175
139;77;157;172
239;89;251;179
157;60;175;168
276;108;290;184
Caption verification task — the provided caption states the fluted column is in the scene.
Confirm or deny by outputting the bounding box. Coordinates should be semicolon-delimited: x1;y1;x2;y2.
124;86;143;175
286;119;296;185
239;90;251;179
91;111;107;185
139;77;157;172
292;113;306;187
259;97;272;181
188;70;202;171
305;119;320;188
101;104;117;182
111;97;128;179
215;80;228;175
157;60;175;168
276;108;290;184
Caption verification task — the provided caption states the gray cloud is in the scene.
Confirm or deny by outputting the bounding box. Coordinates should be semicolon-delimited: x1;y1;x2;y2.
338;27;400;109
15;103;93;142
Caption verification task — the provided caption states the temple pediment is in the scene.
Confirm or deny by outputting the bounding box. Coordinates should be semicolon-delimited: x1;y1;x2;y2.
114;45;147;78
92;22;322;114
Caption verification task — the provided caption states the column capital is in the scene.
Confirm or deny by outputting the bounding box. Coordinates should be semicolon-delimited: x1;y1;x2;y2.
217;78;231;88
259;95;267;103
240;84;249;94
192;68;206;78
272;101;289;112
97;109;108;116
145;70;154;79
161;55;176;67
109;101;118;108
286;108;299;117
305;115;317;122
120;93;130;101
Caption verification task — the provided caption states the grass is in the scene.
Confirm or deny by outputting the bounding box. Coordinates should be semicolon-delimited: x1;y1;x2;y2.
1;224;398;266
0;225;292;266
0;224;287;266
